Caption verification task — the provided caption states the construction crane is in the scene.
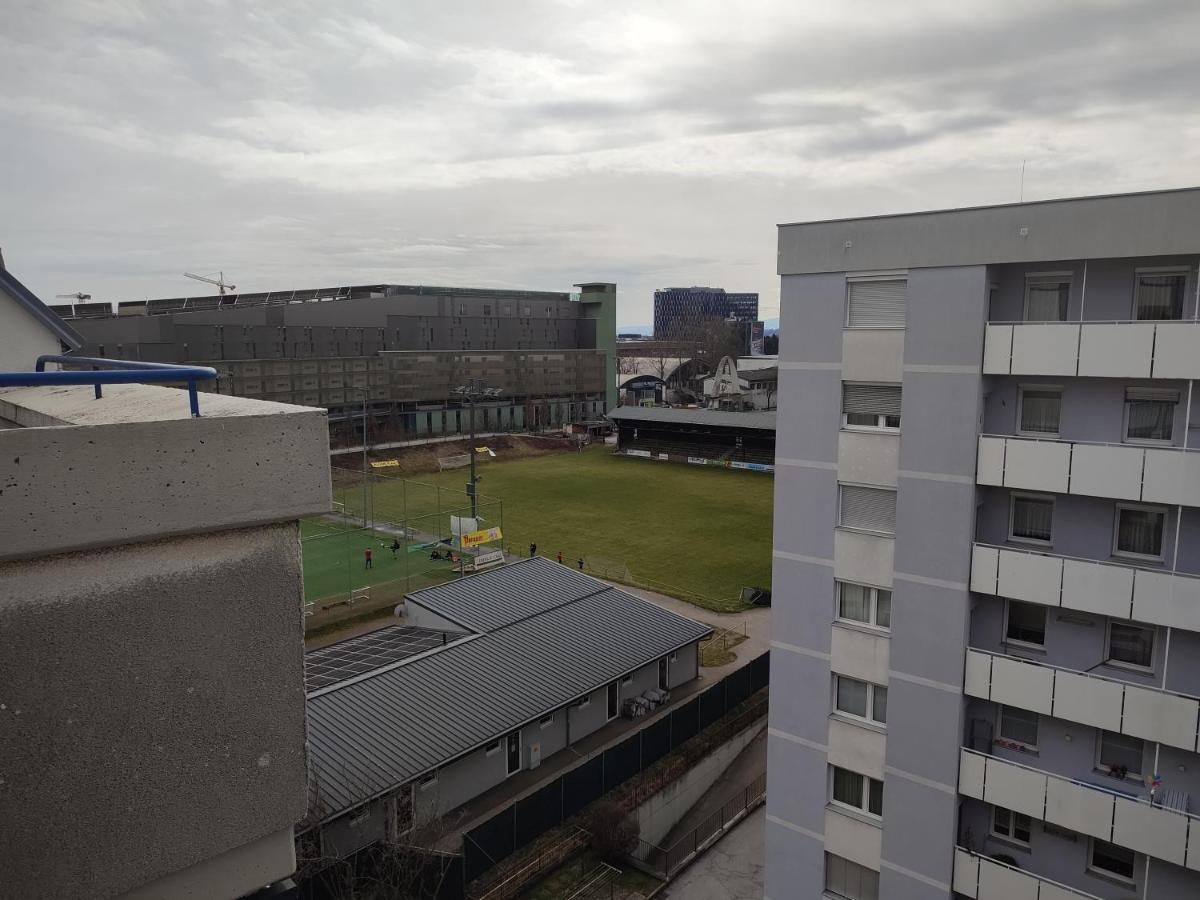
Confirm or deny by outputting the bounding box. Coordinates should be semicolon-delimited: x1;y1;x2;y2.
183;271;236;295
55;292;91;301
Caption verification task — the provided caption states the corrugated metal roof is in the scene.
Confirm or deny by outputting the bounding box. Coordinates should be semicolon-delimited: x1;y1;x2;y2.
607;405;776;431
305;562;711;822
405;557;605;632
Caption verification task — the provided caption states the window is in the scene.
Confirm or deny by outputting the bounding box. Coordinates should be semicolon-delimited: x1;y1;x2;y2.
837;582;892;629
842;383;901;429
485;740;502;756
418;771;438;790
506;731;521;776
1124;388;1178;443
824;852;879;900
1023;274;1071;321
1096;731;1143;777
846;277;906;328
834;675;888;725
997;706;1039;750
1133;270;1187;321
1009;494;1053;545
1107;621;1154;670
539;714;554;729
839;485;897;534
1113;504;1166;560
1089;839;1135;883
1005;600;1046;648
830;766;883;817
992;806;1032;846
1016;386;1062;436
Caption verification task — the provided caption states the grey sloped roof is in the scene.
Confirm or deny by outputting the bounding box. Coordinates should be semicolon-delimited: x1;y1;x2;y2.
406;556;606;631
607;405;776;431
305;563;711;822
0;264;84;350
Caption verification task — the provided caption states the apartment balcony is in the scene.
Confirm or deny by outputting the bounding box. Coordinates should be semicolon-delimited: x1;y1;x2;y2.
953;847;1104;900
958;748;1200;870
977;435;1200;507
982;320;1200;379
971;543;1200;632
964;648;1200;752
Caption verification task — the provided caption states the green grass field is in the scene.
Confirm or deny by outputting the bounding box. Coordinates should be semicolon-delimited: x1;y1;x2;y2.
307;445;773;610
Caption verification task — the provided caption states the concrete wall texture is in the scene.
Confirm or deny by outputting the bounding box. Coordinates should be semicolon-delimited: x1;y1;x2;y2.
0;384;331;900
768;188;1200;900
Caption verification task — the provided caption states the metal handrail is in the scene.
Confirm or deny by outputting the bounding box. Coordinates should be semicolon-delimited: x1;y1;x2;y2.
973;540;1200;582
954;846;1104;899
987;318;1200;326
960;747;1200;821
980;432;1199;454
0;355;218;417
967;646;1200;704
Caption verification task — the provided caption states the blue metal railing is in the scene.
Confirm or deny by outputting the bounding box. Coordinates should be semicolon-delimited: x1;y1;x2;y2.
0;356;218;417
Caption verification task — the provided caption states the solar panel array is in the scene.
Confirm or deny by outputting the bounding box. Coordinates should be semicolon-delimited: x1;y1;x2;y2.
304;625;456;693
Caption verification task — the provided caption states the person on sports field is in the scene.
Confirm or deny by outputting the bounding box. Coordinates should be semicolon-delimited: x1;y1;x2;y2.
390;538;400;558
529;542;537;558
576;557;584;571
557;550;564;564
364;547;373;570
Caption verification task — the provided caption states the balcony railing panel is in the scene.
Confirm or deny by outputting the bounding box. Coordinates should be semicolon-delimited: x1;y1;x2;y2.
953;847;1106;900
983;321;1200;379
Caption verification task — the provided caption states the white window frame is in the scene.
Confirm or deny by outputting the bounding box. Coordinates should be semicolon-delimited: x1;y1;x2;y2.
1003;599;1047;650
1111;503;1167;562
829;765;884;819
844;272;908;330
485;740;502;756
838;483;897;536
835;581;892;631
1094;730;1144;780
996;705;1039;752
991;806;1032;847
418;771;438;791
824;852;880;900
1131;267;1189;322
1121;393;1177;446
1087;837;1136;885
1022;272;1072;322
1105;620;1156;673
841;382;902;432
1015;384;1063;438
833;675;887;726
539;714;554;729
575;696;591;709
1008;492;1054;547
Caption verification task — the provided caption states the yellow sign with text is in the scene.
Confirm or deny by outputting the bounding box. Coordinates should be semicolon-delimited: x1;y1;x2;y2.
461;527;503;548
369;459;400;468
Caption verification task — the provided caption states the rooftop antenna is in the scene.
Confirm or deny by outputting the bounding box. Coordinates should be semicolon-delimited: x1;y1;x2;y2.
1020;159;1026;202
56;292;92;301
183;271;236;295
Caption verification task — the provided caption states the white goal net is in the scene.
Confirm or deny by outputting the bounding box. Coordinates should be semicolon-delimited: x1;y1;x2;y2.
437;453;471;471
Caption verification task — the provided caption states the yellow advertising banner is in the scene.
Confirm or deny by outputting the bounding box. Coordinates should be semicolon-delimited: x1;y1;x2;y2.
461;527;503;548
369;459;400;468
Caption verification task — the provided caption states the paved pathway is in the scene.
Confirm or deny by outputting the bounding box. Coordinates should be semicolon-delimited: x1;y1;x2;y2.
659;806;764;900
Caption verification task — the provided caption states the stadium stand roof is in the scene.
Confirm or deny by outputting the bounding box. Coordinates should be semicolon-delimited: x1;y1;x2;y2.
304;558;710;822
607;405;776;431
739;366;778;383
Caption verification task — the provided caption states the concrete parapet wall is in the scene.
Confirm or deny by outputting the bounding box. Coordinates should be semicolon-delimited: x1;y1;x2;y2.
0;523;308;900
0;384;330;562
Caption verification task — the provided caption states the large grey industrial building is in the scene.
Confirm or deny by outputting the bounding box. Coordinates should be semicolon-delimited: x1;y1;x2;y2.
767;187;1200;900
55;281;617;440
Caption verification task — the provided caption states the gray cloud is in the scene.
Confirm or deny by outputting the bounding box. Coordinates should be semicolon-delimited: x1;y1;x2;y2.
1;0;1198;324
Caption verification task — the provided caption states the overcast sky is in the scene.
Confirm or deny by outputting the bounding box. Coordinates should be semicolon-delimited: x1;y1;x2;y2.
2;0;1198;327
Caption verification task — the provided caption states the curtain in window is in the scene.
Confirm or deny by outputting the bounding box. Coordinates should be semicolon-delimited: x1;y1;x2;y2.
839;583;870;621
1110;624;1154;667
832;768;862;806
1025;280;1069;321
1117;509;1163;556
1126;398;1175;441
1012;498;1052;541
1135;274;1185;320
1020;390;1061;433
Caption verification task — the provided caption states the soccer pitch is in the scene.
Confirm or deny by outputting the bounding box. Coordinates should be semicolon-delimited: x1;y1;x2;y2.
308;445;773;611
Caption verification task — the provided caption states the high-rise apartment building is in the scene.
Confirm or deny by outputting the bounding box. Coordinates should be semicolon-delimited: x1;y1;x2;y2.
766;187;1200;900
652;286;759;342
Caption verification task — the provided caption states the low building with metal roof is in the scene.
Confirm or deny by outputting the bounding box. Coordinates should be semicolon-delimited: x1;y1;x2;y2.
606;404;776;471
303;558;711;858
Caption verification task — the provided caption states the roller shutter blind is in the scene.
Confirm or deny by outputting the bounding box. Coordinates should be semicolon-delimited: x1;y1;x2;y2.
839;485;897;533
847;279;906;328
843;383;902;417
1125;388;1180;403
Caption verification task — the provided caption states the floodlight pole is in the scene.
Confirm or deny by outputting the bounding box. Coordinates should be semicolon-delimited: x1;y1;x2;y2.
452;378;501;519
350;387;369;527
